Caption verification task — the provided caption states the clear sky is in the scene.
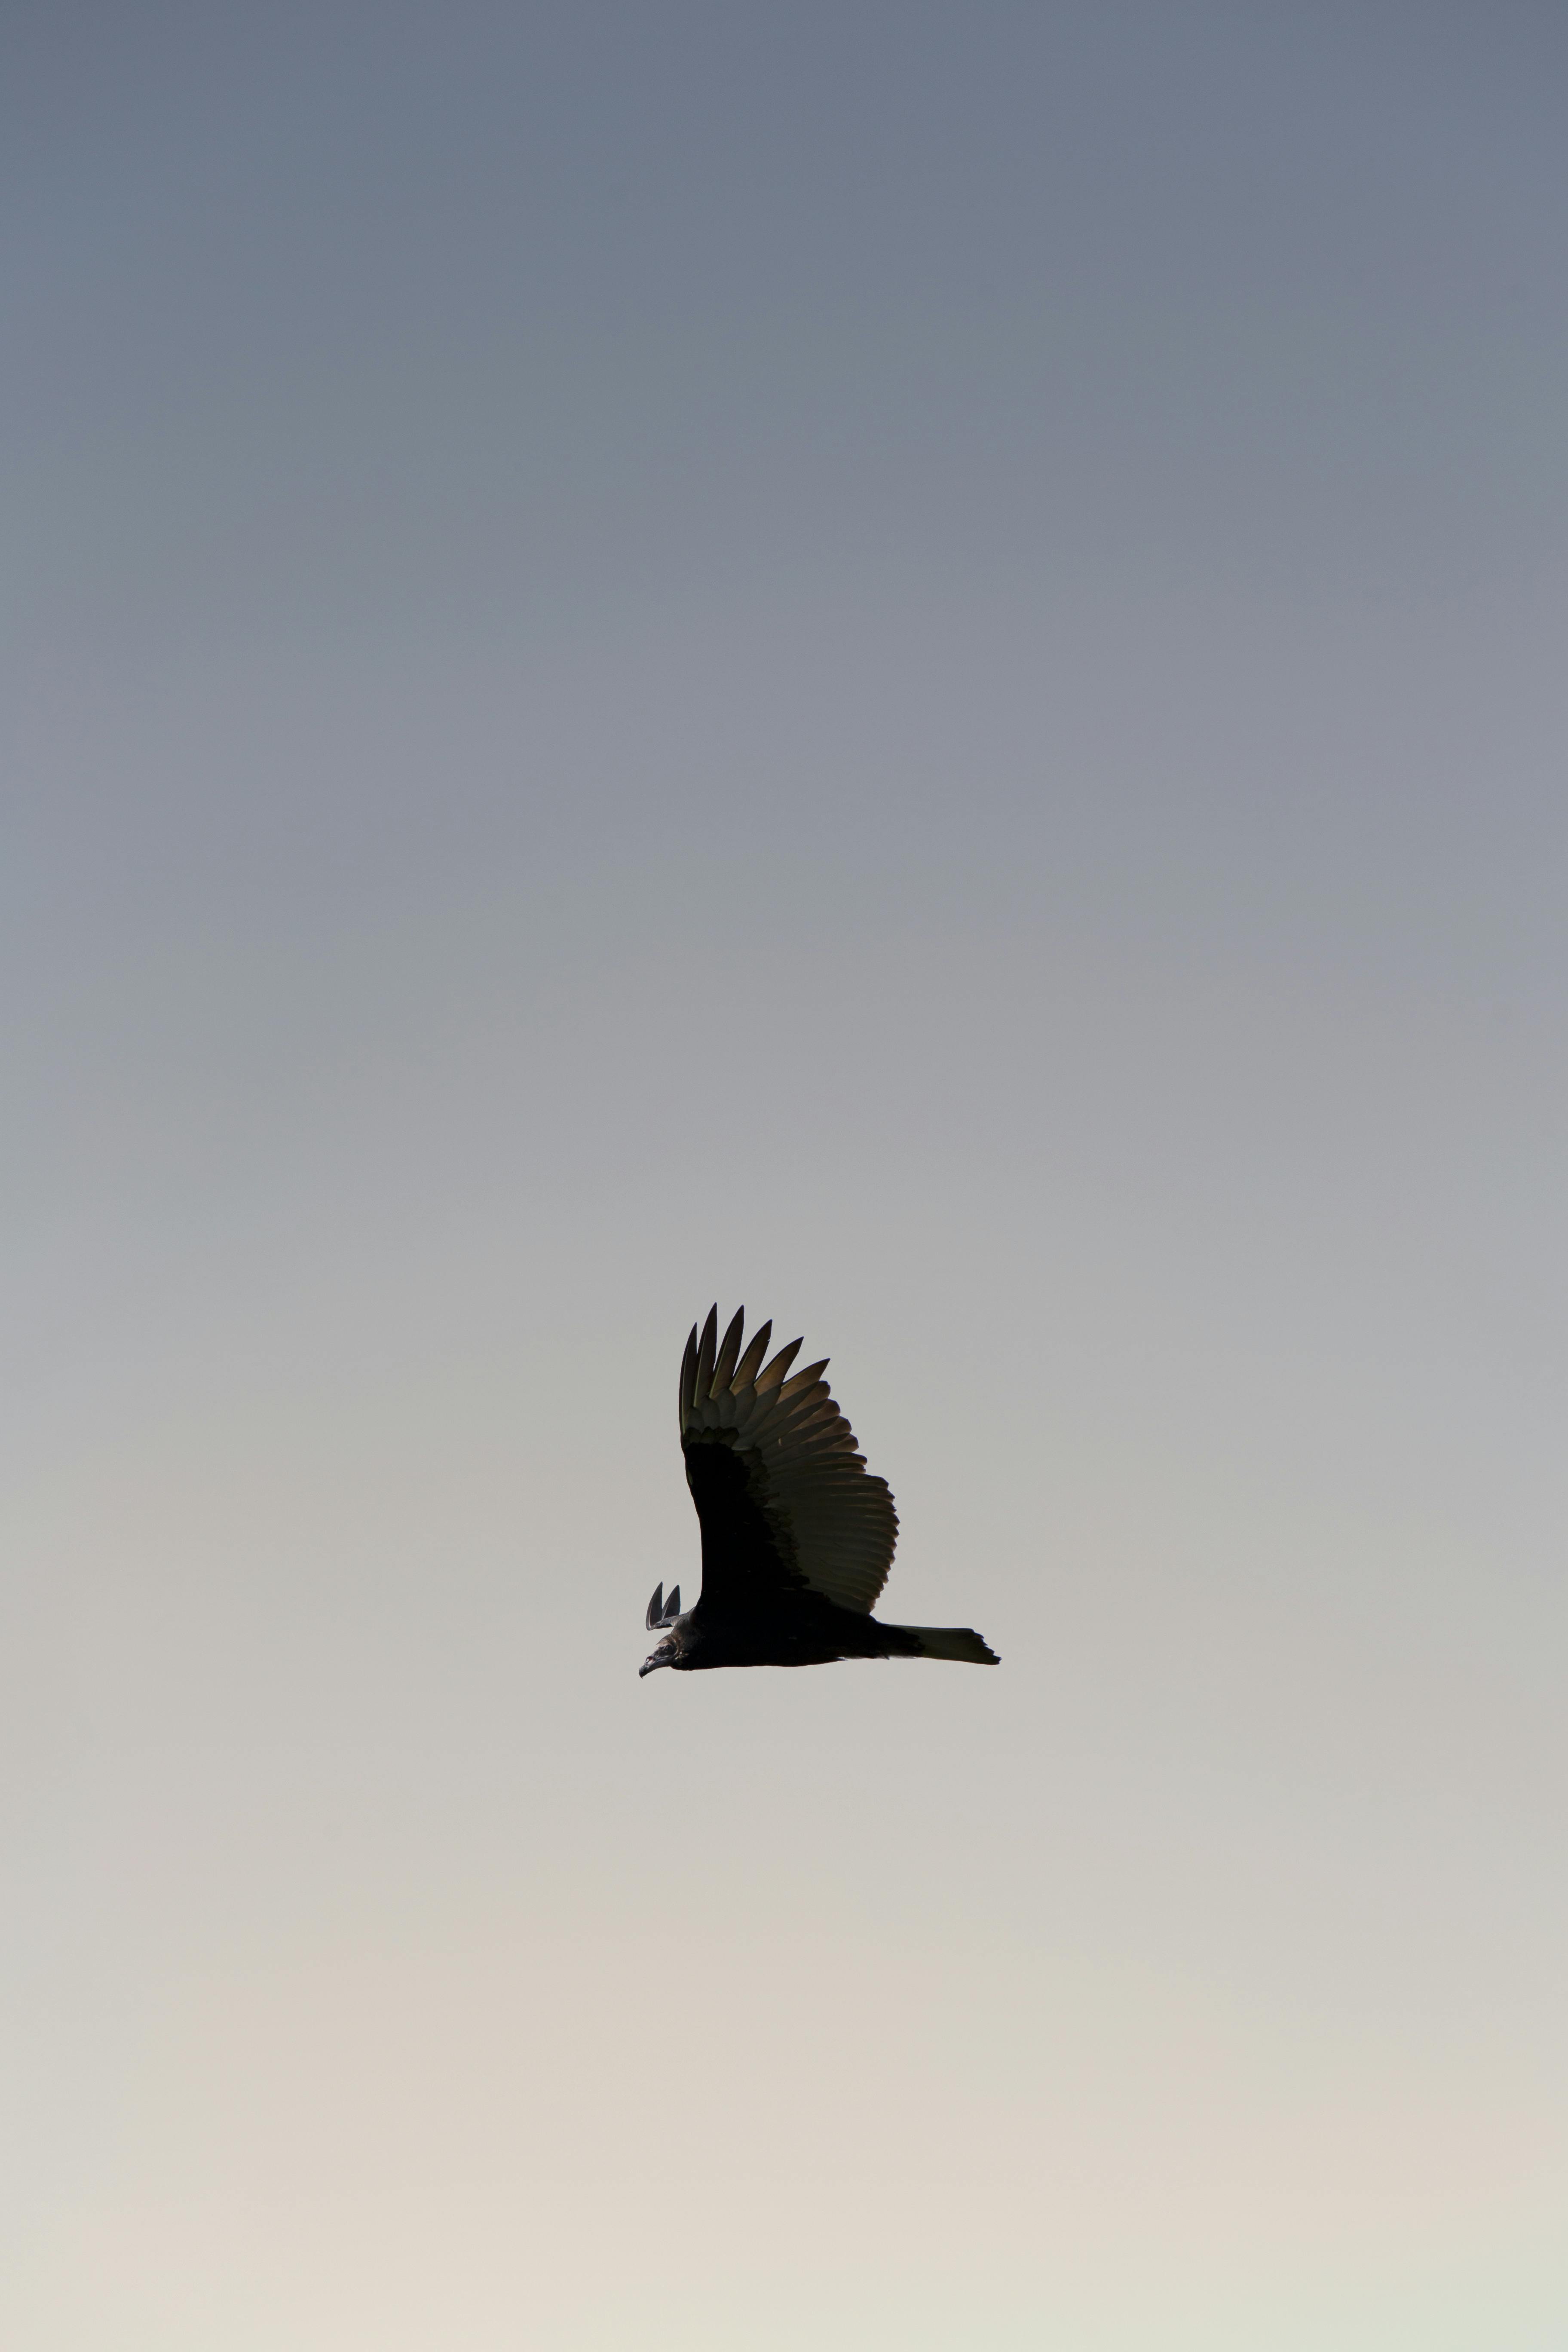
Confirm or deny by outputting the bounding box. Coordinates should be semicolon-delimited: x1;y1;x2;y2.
4;6;1565;2346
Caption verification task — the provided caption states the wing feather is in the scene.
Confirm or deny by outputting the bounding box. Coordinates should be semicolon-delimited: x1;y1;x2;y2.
712;1307;746;1395
756;1338;803;1392
679;1308;899;1614
693;1306;718;1406
730;1320;772;1394
678;1324;699;1429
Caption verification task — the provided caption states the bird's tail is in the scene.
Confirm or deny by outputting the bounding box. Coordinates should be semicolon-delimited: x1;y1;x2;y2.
890;1623;999;1664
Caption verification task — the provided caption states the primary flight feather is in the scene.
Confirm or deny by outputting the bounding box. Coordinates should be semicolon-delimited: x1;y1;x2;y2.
640;1306;999;1675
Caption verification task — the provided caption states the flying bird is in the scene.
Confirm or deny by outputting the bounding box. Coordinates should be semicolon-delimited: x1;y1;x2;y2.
640;1306;998;1675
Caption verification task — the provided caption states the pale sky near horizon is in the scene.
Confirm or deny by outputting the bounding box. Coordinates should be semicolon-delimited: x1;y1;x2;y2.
4;6;1566;2347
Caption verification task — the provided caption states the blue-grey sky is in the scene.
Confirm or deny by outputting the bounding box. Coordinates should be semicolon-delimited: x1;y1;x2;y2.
4;7;1566;2347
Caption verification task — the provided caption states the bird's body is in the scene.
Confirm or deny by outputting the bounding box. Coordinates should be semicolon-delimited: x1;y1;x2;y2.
640;1307;998;1675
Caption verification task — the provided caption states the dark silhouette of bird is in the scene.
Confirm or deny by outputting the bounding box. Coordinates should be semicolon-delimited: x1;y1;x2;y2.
640;1306;998;1676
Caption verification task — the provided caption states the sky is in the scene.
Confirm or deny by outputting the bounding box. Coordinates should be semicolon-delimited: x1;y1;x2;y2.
3;4;1566;2346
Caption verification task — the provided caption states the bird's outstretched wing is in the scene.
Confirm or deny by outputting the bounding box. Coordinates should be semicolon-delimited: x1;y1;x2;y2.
680;1306;899;1614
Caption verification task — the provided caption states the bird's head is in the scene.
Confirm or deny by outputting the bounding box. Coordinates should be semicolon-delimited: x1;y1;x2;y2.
639;1580;687;1676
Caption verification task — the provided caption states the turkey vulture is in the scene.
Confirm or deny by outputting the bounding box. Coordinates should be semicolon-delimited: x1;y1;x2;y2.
640;1306;998;1675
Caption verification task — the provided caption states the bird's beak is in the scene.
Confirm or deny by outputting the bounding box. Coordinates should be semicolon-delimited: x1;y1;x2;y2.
639;1657;666;1677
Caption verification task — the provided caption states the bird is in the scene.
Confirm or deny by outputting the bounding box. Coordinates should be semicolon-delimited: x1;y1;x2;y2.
640;1306;998;1675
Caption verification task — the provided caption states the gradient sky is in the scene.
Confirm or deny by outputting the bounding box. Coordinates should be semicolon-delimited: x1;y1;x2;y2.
4;6;1566;2347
